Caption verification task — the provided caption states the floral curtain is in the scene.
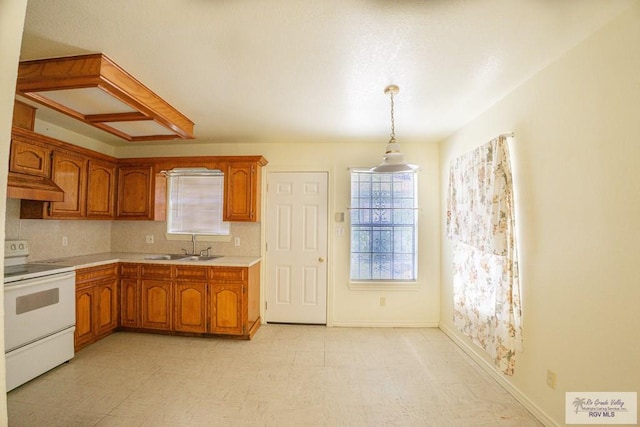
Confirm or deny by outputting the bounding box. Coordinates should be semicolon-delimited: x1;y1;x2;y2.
447;135;522;375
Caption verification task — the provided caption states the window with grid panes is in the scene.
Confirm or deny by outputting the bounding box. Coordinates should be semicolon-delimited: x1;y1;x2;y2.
350;170;417;281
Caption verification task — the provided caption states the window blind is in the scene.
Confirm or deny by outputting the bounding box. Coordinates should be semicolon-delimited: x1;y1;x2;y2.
167;174;230;235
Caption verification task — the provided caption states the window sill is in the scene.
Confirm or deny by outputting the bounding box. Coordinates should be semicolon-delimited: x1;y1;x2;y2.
165;234;231;242
348;281;419;292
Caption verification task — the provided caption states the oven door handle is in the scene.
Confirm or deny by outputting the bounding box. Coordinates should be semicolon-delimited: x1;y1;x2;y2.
4;271;76;291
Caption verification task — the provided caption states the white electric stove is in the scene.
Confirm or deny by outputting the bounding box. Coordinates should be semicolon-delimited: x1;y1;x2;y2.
3;240;76;391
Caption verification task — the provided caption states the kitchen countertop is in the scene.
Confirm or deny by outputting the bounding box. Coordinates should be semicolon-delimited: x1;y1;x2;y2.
35;252;261;269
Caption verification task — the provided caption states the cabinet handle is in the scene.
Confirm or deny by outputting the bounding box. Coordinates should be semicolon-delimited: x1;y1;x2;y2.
318;257;325;263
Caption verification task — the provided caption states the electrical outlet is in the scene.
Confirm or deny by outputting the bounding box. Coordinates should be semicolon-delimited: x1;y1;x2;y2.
379;297;386;307
234;237;240;246
62;236;68;247
546;369;557;389
146;235;154;244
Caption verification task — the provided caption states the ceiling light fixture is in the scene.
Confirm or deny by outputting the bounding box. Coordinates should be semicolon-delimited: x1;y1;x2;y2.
370;85;417;173
16;54;195;142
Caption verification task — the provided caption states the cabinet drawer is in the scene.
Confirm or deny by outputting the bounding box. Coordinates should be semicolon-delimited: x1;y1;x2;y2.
120;263;140;278
76;263;118;284
174;265;208;282
140;264;172;279
209;267;246;283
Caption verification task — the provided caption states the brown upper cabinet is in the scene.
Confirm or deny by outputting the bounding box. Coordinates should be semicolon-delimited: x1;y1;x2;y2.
12;100;36;132
225;160;265;222
9;124;267;222
144;155;267;223
116;164;154;220
47;149;88;218
87;159;117;219
16;129;118;220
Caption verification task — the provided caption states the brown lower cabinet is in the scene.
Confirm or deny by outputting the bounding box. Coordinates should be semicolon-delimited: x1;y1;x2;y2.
74;262;261;351
141;279;173;330
175;282;208;333
75;264;119;351
119;263;140;328
209;283;244;335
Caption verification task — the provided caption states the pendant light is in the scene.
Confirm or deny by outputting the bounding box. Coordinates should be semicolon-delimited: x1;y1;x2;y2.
370;85;418;173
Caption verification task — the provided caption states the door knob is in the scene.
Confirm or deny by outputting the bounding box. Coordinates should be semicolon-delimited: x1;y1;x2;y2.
318;257;325;263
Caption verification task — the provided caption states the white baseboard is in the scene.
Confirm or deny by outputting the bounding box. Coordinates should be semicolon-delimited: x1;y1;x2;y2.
439;323;558;427
330;321;440;328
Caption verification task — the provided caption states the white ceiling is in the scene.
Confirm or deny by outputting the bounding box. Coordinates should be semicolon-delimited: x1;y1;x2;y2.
19;0;635;146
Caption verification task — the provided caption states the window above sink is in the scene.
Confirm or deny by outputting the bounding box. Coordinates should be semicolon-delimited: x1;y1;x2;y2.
164;168;230;236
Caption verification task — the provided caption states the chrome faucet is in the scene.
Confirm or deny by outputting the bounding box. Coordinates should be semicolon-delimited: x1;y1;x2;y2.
182;234;198;255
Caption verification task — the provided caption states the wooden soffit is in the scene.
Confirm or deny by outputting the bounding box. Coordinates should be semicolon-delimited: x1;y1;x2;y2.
16;53;194;142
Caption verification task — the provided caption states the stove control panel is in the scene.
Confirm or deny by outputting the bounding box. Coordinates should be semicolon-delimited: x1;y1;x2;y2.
5;240;30;258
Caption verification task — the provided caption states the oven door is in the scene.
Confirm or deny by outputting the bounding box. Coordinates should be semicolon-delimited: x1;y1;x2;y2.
4;271;76;353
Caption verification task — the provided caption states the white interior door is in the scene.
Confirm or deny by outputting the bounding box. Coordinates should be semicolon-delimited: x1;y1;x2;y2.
265;172;328;324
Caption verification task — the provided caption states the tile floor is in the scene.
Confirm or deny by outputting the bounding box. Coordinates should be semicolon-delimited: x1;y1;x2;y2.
7;325;542;426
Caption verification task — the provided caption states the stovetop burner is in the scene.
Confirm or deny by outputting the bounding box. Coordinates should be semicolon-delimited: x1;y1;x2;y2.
4;240;74;284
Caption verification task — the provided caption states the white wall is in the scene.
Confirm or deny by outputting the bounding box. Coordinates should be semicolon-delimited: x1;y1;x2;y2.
439;3;640;425
0;0;29;422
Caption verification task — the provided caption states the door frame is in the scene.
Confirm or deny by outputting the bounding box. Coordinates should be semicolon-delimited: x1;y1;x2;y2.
261;168;334;327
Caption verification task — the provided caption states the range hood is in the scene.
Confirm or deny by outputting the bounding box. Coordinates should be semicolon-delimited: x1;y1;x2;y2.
16;53;194;142
6;172;64;202
7;125;65;202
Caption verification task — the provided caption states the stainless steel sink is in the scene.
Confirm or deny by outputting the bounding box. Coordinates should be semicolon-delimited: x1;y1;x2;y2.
144;254;190;260
144;254;222;261
178;255;223;261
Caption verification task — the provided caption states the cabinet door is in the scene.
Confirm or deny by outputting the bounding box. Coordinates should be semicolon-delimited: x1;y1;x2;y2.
116;165;153;220
75;288;95;350
174;282;207;333
96;279;119;336
12;101;36;130
9;137;51;177
209;284;244;335
141;280;172;330
120;278;140;328
49;150;87;218
87;160;116;219
225;162;258;222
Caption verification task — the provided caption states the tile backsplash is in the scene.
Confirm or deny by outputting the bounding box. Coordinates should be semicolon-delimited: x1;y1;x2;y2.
6;198;112;261
110;220;261;257
5;198;261;261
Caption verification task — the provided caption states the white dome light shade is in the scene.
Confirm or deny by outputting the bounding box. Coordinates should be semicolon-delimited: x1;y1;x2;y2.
370;85;418;173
